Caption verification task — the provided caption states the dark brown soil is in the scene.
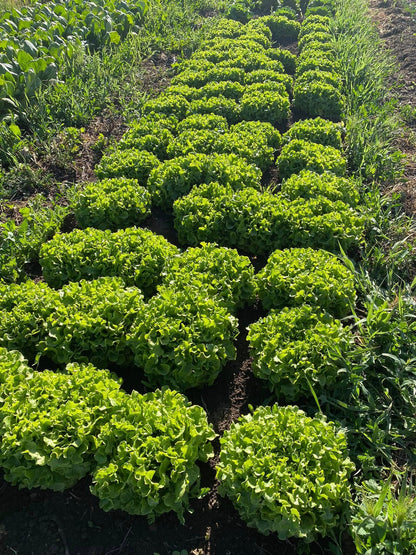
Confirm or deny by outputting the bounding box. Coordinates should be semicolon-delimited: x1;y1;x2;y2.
1;3;416;554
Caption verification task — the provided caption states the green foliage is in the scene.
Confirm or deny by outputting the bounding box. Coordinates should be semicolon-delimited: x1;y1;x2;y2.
334;0;403;181
0;280;60;359
0;199;67;283
0;347;32;403
320;288;416;474
298;31;333;52
0;362;125;491
128;286;238;390
187;95;241;124
174;183;364;254
172;66;246;88
40;227;179;295
166;127;275;171
70;178;151;231
173;183;289;255
117;127;174;160
296;68;342;90
260;15;300;44
351;475;416;554
142;94;190;120
94;149;160;183
277;139;347;179
91;388;216;522
264;48;296;74
244;69;293;93
247;305;354;401
217;405;354;541
256;247;356;317
39;277;145;367
283;117;343;150
296;52;340;75
281;170;359;206
176;113;229;133
147;152;261;210
240;88;290;127
160;242;257;312
293;80;344;121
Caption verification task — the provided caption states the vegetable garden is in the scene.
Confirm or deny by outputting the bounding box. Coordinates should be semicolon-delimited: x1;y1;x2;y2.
0;0;416;552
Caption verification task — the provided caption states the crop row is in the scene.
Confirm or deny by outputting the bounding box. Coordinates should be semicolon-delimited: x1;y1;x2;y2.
0;0;393;548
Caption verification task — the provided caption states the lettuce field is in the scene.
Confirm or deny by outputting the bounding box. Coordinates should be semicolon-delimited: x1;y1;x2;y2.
0;0;416;552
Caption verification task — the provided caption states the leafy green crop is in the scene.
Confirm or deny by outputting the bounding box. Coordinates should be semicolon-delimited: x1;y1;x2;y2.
39;277;145;367
240;88;290;127
174;182;363;254
244;69;293;93
277;139;347;179
283;117;343;150
256;247;356;317
94;149;160;183
0;280;60;359
260;14;301;44
0;362;125;491
217;405;354;541
187;95;241;124
128;286;238;390
176;113;229;133
166;127;275;171
293;80;345;121
147;152;261;210
70;177;151;231
247;305;354;401
40;227;179;295
160;242;257;312
0;347;32;406
91;388;216;522
281;170;359;206
142;94;190;120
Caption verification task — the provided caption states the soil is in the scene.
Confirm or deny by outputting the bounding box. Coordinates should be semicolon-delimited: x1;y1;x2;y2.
1;3;416;554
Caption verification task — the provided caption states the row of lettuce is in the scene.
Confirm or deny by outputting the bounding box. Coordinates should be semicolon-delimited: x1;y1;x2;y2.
0;0;408;551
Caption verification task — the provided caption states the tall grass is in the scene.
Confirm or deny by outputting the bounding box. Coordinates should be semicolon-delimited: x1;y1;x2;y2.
333;0;404;182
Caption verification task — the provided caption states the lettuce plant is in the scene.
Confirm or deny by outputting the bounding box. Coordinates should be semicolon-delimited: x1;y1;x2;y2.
281;170;360;206
166;128;274;171
298;31;333;52
260;14;301;43
296;69;342;89
247;305;354;401
173;183;291;255
160;242;257;312
0;362;126;491
70;177;151;231
177;113;229;133
255;247;356;317
264;48;296;74
283;117;343;150
293;81;344;121
240;89;290;127
91;388;216;522
142;94;190;119
40;227;179;295
128;286;238;390
172;66;246;88
277;139;346;179
147;152;261;209
39;277;145;367
116;127;174;160
0;280;60;359
0;347;32;408
244;69;294;93
217;405;354;541
187;96;241;124
95;148;160;183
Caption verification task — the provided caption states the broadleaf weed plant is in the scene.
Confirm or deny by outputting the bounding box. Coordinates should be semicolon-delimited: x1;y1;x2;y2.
351;472;416;554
